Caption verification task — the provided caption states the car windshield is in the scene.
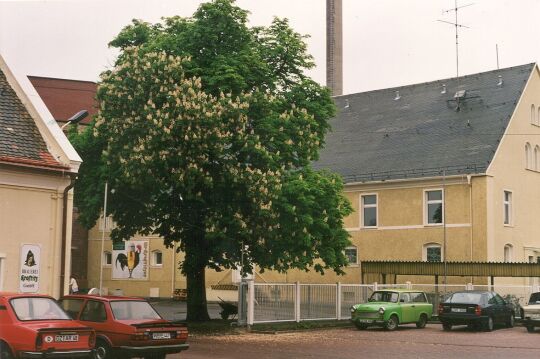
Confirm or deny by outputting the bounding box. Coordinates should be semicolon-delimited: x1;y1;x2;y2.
110;301;162;320
446;292;484;304
11;297;70;321
529;293;540;304
368;291;399;303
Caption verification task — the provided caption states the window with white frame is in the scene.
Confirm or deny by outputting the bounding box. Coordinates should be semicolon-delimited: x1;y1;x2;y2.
103;251;112;266
504;244;513;262
503;190;512;225
532;104;536;125
526;143;533;169
344;246;358;265
99;215;116;231
423;243;442;262
425;190;443;225
361;194;377;227
151;250;163;266
532;145;540;171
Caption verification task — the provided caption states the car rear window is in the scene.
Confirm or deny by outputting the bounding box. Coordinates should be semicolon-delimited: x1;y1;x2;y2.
369;291;399;303
11;297;70;321
110;301;162;320
446;292;485;305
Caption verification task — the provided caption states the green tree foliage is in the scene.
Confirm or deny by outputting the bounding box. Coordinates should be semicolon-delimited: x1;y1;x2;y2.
74;0;352;321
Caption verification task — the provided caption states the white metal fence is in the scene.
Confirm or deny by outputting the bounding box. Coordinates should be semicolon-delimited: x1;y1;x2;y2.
239;281;537;325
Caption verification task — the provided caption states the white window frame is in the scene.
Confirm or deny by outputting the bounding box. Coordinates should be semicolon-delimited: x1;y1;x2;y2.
424;189;444;226
103;251;112;267
504;244;513;262
526;143;533;170
503;190;513;226
0;253;5;291
344;246;358;266
422;243;443;262
360;193;378;228
535;145;540;171
99;215;117;231
151;250;163;267
532;104;537;125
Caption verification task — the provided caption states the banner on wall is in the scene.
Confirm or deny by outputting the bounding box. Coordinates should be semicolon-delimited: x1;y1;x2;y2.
19;244;41;293
112;240;149;280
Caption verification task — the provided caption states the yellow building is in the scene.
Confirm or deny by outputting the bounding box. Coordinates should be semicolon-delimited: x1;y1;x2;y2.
87;63;540;297
0;54;81;297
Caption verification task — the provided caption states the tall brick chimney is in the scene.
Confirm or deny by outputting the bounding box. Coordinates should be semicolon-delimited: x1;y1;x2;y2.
326;0;343;96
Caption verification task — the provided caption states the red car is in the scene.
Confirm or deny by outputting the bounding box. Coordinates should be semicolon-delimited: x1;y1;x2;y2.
0;293;95;358
60;295;189;359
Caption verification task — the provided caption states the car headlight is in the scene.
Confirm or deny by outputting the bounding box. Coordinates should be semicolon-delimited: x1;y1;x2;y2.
378;307;385;315
350;306;356;313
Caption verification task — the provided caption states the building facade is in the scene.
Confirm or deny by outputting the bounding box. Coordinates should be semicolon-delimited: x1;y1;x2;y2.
85;63;540;297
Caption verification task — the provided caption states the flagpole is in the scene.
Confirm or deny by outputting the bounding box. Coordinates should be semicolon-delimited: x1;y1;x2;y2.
99;181;108;296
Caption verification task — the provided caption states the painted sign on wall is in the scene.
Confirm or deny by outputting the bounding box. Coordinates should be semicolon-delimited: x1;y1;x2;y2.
112;240;148;280
19;244;41;293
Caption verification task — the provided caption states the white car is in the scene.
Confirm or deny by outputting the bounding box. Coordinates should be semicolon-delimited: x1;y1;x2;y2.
522;292;540;332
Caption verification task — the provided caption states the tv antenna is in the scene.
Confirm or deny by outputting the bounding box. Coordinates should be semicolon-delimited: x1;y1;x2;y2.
437;0;473;110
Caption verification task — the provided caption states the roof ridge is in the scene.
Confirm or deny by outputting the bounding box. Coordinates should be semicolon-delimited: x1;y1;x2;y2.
334;63;535;99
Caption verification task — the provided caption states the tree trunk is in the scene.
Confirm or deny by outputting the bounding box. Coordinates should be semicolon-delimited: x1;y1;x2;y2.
183;224;211;322
185;260;210;321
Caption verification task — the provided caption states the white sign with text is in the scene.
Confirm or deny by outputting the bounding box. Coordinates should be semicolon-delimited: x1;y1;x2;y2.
19;244;41;293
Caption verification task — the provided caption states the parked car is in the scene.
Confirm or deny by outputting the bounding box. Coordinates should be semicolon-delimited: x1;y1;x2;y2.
0;292;95;358
521;291;540;332
60;294;188;359
350;289;433;331
438;291;515;331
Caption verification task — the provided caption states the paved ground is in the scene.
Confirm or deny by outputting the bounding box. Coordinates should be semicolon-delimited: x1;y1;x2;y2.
170;324;540;359
151;300;223;321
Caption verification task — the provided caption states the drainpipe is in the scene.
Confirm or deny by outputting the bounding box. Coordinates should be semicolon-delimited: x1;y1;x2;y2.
60;174;77;297
467;174;473;283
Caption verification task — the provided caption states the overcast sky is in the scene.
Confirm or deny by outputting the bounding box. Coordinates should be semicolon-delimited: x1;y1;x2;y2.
1;0;539;94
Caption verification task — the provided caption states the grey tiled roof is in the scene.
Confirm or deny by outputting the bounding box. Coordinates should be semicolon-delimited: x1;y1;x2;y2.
0;68;66;170
314;64;535;183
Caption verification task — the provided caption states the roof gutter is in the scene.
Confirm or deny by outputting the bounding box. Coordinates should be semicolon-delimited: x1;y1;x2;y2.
60;173;77;297
344;173;487;188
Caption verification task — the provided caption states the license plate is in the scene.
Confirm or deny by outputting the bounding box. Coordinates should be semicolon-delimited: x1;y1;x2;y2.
359;319;373;324
55;334;79;342
152;332;171;340
451;308;466;313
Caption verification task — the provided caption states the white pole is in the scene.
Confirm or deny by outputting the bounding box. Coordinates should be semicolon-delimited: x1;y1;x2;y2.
336;282;342;321
247;280;255;326
99;182;108;296
295;281;301;323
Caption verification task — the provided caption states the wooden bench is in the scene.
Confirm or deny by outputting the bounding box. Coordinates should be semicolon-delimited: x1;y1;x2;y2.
173;289;187;301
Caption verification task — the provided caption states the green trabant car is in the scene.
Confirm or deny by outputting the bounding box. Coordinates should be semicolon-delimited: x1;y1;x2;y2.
350;289;433;331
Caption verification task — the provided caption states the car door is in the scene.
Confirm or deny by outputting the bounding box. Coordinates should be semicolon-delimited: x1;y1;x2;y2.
485;293;502;323
411;292;430;319
495;294;511;322
78;300;110;339
399;293;415;323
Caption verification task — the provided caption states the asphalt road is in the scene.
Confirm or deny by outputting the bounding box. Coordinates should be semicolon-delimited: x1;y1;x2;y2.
171;324;540;359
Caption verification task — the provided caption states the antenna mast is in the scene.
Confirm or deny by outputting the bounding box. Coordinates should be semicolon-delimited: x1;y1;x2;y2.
438;0;473;108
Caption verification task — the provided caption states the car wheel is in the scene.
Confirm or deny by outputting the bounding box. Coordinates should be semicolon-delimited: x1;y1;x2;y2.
0;342;13;359
94;339;112;359
483;316;494;332
527;325;535;333
354;322;368;330
442;322;452;331
506;313;515;328
416;314;427;329
385;315;399;331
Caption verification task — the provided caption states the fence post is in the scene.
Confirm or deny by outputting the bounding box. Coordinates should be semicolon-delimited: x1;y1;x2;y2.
336;282;342;320
247;280;255;326
373;282;378;291
466;283;474;291
295;281;301;323
406;281;412;290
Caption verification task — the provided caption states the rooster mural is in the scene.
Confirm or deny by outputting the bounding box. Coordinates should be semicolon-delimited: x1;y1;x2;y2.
115;244;142;278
